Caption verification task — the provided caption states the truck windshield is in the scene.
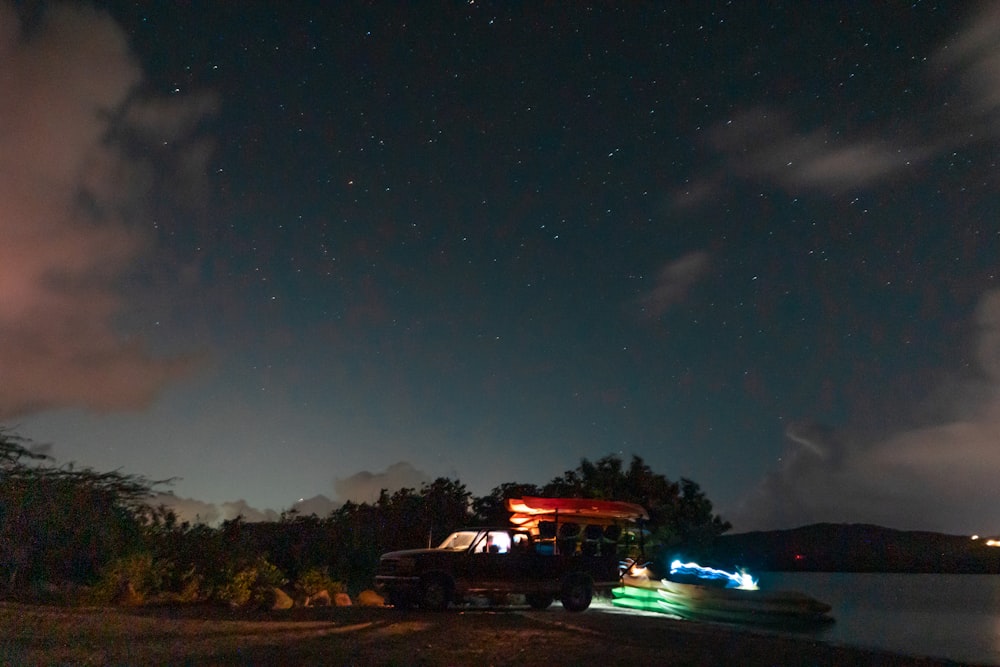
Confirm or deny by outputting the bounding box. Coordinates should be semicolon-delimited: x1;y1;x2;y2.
437;530;480;550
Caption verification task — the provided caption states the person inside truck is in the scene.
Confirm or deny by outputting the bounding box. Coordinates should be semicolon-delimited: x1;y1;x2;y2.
478;531;511;554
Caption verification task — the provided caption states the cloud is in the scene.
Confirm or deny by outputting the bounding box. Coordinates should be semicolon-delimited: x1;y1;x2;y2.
733;289;1000;534
155;463;434;525
153;463;431;525
290;494;340;518
975;290;1000;380
334;461;431;504
151;493;222;525
688;108;930;198
0;2;215;419
219;500;281;524
677;3;1000;206
636;251;710;318
934;3;1000;135
152;492;280;525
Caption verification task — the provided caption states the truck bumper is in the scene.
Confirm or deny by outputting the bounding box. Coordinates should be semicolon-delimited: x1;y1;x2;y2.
374;575;421;597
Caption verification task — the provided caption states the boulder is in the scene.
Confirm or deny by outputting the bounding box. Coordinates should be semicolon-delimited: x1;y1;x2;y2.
356;589;385;607
305;589;331;607
334;592;352;607
270;587;294;610
115;581;143;607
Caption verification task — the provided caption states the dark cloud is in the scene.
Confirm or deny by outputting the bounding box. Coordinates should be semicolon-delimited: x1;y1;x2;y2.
0;2;214;419
715;7;1000;533
733;289;1000;534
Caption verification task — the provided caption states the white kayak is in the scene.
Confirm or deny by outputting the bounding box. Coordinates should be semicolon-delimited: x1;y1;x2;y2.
614;574;833;624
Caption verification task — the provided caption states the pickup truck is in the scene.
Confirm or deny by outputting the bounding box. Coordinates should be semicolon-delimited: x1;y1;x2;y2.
374;497;648;612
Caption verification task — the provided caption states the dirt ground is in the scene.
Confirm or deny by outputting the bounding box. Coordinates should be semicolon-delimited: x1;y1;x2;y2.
0;598;981;666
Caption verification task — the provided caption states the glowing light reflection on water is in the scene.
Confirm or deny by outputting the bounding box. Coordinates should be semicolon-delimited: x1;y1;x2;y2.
756;572;1000;666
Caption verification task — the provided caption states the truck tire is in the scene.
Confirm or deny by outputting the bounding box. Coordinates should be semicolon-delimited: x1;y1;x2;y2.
560;572;593;612
525;593;554;610
420;573;452;611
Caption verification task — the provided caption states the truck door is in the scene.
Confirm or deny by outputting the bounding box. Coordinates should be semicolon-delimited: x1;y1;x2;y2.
466;530;534;585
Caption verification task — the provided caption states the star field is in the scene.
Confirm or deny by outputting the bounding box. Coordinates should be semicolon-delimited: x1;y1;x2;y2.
5;1;1000;532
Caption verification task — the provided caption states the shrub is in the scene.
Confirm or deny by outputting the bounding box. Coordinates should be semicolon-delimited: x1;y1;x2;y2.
213;557;287;607
89;552;164;605
294;566;343;597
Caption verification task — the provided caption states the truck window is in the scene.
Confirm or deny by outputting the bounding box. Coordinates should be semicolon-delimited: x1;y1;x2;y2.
438;530;478;550
476;531;512;554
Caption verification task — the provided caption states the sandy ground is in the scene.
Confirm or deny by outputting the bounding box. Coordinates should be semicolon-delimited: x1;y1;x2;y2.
0;599;983;666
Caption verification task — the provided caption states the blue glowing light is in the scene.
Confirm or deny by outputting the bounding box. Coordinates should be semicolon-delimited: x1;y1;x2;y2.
669;559;758;590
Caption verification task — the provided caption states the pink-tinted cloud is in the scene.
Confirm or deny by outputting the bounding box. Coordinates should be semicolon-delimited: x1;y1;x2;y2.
154;463;435;525
151;492;222;525
0;2;214;419
152;492;282;526
219;499;281;524
334;461;431;504
291;494;340;518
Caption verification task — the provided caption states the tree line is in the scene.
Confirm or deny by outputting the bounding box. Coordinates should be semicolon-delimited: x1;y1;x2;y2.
0;427;730;605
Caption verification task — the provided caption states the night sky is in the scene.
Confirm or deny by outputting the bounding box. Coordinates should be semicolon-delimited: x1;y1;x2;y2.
4;2;1000;533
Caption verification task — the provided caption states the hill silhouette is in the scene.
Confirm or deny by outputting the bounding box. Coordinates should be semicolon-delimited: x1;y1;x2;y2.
708;523;1000;573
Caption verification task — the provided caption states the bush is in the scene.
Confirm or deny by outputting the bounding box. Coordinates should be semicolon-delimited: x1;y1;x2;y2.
213;557;287;607
214;567;257;607
294;566;343;597
89;552;164;605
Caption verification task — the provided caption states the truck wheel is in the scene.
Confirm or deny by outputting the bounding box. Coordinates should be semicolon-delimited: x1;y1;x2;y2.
525;593;554;610
420;574;452;611
560;573;593;612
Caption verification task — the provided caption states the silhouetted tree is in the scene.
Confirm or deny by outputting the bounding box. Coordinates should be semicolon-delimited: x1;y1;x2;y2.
419;477;472;545
0;427;166;588
471;482;542;525
374;477;472;549
542;454;731;555
327;501;383;591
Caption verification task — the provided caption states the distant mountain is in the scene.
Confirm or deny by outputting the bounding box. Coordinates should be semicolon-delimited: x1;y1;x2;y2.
706;523;1000;573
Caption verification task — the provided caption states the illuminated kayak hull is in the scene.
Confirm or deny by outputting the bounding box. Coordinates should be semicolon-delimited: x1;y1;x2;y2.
614;575;833;624
506;496;648;527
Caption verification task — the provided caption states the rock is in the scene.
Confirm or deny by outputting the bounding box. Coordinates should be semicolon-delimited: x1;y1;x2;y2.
115;581;143;607
357;589;385;607
334;592;352;607
305;589;331;606
270;587;294;610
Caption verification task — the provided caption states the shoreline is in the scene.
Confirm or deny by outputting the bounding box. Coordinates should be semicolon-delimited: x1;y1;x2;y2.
0;600;983;666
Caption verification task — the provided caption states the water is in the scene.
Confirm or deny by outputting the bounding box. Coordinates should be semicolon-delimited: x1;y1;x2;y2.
756;572;1000;665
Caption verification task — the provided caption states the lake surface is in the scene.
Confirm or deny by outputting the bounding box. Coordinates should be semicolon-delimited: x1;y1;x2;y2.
756;572;1000;665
